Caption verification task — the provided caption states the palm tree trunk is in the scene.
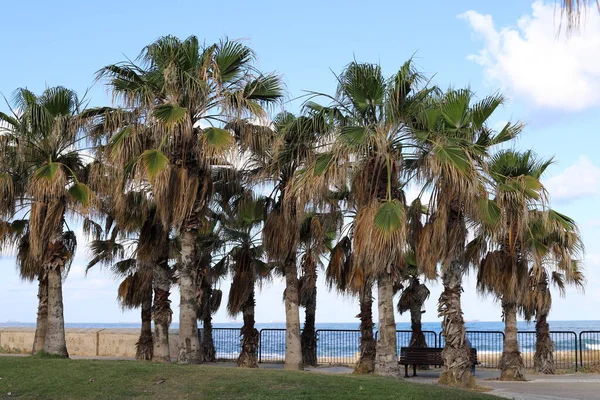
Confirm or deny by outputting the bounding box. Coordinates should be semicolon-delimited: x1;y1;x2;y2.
500;299;525;380
409;303;427;348
355;282;376;374
177;229;201;364
237;287;259;368
202;311;216;362
32;273;48;354
301;285;317;367
284;251;303;370
44;264;68;357
534;313;554;374
136;284;153;361
152;253;172;363
438;261;472;387
374;274;398;376
199;282;216;363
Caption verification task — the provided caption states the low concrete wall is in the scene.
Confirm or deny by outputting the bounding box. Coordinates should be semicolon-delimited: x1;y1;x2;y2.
0;327;180;357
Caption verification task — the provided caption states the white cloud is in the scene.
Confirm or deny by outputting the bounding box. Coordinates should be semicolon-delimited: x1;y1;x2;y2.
460;1;600;111
544;156;600;202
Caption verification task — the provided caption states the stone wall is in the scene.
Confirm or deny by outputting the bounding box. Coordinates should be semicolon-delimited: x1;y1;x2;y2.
0;328;180;357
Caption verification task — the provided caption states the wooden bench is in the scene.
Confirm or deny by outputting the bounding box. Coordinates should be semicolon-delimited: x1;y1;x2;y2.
398;347;478;378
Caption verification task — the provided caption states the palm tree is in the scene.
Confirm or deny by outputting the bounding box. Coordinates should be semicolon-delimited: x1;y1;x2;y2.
85;206;170;362
409;89;521;386
0;86;94;357
397;264;430;350
197;259;223;363
519;210;584;374
304;60;429;376
215;194;269;368
229;112;326;370
98;36;283;363
85;106;175;363
87;228;154;361
477;150;553;380
398;199;431;351
298;210;340;367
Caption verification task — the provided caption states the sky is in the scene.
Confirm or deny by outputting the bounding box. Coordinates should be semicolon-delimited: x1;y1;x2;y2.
0;0;599;325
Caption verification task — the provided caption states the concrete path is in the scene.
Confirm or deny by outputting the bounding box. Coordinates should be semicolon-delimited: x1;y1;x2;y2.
404;369;600;400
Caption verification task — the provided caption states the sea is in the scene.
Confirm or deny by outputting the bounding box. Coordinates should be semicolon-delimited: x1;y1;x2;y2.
3;321;600;357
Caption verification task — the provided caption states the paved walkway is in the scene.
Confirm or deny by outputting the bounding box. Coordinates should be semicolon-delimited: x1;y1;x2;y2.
4;355;599;399
404;369;600;400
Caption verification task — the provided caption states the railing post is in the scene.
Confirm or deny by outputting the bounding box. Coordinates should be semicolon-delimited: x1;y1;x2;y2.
574;331;578;372
258;329;263;364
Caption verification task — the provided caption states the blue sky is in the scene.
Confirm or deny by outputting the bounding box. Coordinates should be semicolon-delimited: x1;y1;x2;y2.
1;0;599;325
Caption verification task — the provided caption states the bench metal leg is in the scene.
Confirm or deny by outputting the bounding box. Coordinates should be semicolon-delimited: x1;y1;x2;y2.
412;365;417;377
404;365;409;378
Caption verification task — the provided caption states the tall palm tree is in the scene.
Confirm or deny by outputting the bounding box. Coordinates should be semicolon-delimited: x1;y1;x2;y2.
409;89;521;386
229;112;326;370
476;150;553;380
85;205;170;362
0;87;94;357
304;60;429;376
98;36;283;363
519;210;584;374
85;106;175;363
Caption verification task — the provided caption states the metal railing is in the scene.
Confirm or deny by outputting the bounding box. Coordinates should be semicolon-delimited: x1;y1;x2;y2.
201;327;598;370
212;327;242;361
258;329;286;363
316;329;361;365
579;331;600;368
517;331;578;371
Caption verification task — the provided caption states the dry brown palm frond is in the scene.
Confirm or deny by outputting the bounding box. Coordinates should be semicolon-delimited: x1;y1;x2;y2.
398;278;430;315
117;269;153;310
0;173;15;216
416;220;444;280
226;118;276;156
299;253;317;307
28;165;67;204
326;236;352;292
352;201;405;278
28;200;66;264
262;207;298;261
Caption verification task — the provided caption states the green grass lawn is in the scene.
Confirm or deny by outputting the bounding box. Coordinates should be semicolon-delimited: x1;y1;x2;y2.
0;356;497;399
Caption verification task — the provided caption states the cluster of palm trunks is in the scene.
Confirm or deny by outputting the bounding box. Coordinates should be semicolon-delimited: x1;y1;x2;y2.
0;32;583;388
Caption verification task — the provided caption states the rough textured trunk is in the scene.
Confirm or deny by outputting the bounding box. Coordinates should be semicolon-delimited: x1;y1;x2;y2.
237;287;259;368
534;313;554;374
33;273;48;354
438;261;473;387
301;285;317;367
355;283;376;374
202;313;216;362
201;284;216;363
284;251;303;370
500;299;525;380
177;229;201;364
152;252;172;363
44;265;68;357
136;284;153;361
409;303;427;348
375;274;398;376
